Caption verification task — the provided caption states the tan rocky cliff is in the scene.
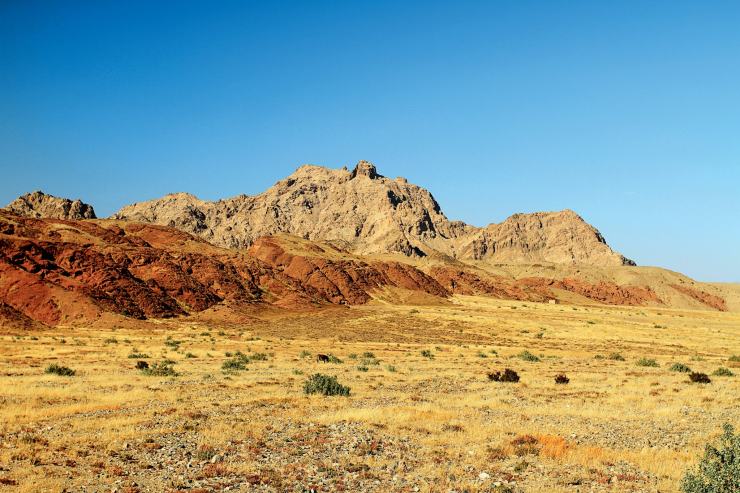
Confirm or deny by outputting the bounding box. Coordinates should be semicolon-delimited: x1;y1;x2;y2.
112;161;633;266
5;191;96;220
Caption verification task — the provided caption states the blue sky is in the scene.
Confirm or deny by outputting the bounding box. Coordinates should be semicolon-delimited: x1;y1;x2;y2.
1;1;739;281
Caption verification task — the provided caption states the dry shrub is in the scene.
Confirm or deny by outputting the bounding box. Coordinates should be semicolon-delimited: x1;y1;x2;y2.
200;463;228;478
511;434;540;456
537;434;569;459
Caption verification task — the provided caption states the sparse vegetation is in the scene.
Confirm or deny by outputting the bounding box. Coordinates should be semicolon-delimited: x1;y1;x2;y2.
487;368;520;383
670;363;692;373
712;367;734;377
518;350;540;362
420;349;434;359
636;357;659;367
554;373;569;384
680;423;739;493
303;373;350;396
608;352;626;361
45;363;75;376
689;372;711;384
141;361;178;377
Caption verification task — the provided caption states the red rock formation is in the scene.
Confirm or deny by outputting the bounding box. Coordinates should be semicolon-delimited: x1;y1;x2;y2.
670;284;727;311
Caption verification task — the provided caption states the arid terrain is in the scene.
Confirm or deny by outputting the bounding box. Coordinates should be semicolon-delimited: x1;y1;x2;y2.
1;297;738;492
1;162;738;492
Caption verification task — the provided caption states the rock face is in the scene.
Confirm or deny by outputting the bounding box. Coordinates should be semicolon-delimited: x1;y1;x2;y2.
113;161;633;266
5;191;96;220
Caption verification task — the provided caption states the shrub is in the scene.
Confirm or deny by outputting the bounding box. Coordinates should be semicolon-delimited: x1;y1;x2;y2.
712;367;734;377
250;352;268;361
554;374;569;384
299;350;311;359
728;355;740;363
670;363;692;373
164;338;181;349
608;352;626;361
362;351;375;358
303;373;350;396
487;368;520;383
689;372;711;384
518;350;540;362
45;364;75;376
477;352;488;358
421;350;434;359
135;360;149;370
222;357;248;372
127;351;150;359
141;361;178;377
327;354;343;364
636;358;659;367
680;423;739;493
356;365;369;372
385;364;397;372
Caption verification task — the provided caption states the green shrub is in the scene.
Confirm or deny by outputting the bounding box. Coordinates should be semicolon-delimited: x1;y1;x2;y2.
127;351;150;359
299;350;311;359
636;358;659;367
362;351;375;358
477;352;488;358
250;352;268;361
141;361;178;377
327;354;343;364
356;365;369;372
608;352;626;361
712;367;734;377
680;423;739;493
517;350;540;362
45;363;75;376
303;373;350;396
670;363;692;373
421;350;434;359
385;364;397;372
728;355;740;363
689;372;711;384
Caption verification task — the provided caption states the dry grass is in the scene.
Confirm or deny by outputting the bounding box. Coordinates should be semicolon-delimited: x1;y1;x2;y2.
0;295;738;491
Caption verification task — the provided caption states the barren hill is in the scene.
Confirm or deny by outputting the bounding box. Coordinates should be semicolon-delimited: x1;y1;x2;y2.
113;161;633;266
5;191;96;220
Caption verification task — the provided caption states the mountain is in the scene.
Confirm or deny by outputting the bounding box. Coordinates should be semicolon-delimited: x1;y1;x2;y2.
0;208;730;328
5;191;96;220
113;161;633;266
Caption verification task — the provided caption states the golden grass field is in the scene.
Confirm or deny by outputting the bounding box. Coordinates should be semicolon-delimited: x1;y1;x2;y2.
1;295;738;492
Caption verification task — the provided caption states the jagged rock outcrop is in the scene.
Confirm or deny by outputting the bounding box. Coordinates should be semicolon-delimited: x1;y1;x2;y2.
113;161;633;266
5;191;96;220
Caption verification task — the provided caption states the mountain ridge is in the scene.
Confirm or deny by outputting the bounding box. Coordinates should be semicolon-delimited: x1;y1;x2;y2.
110;160;635;267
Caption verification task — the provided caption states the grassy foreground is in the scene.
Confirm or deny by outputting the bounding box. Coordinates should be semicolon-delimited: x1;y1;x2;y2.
1;295;738;492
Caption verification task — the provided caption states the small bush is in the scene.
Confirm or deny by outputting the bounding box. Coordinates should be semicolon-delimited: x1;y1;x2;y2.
680;423;739;493
636;358;659;367
477;352;488;358
141;361;178;377
127;352;150;359
250;352;268;361
689;372;711;384
728;355;740;363
421;350;434;359
518;350;540;362
303;373;350;396
608;352;626;361
327;354;343;364
712;367;734;377
135;360;149;370
356;365;369;372
222;357;248;372
362;351;375;358
45;364;75;376
487;368;520;383
299;350;311;359
670;363;692;373
385;364;397;372
554;374;569;384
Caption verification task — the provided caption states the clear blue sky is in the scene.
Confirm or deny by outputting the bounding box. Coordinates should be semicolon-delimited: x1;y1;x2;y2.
1;1;739;281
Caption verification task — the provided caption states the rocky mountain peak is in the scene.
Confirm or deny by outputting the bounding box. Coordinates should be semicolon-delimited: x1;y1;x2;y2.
350;160;379;179
5;191;96;220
